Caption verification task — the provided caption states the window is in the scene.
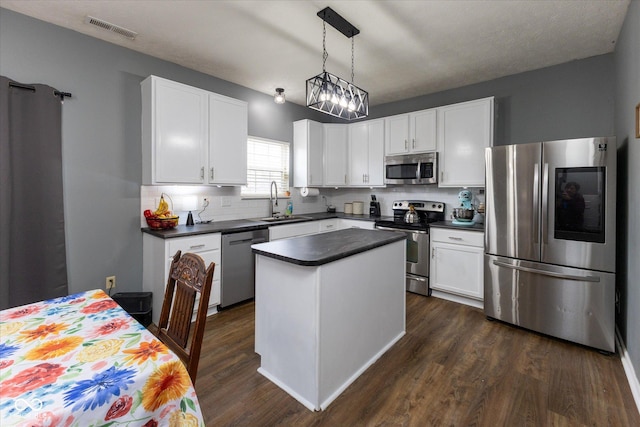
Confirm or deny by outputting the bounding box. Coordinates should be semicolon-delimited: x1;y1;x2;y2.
242;136;290;197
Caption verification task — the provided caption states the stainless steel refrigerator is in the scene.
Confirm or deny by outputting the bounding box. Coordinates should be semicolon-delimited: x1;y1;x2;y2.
484;137;616;352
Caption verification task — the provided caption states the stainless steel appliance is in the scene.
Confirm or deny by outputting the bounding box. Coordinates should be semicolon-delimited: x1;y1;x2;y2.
375;200;445;295
384;153;437;185
220;228;269;308
484;137;616;352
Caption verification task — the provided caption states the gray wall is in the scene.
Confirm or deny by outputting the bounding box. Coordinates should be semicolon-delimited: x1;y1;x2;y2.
614;0;640;388
367;54;615;146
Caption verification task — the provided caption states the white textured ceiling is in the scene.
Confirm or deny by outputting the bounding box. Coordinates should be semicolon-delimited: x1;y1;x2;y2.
0;0;630;106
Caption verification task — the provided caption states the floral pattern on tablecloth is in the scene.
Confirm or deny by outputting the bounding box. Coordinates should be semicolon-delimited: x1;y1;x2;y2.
0;289;204;426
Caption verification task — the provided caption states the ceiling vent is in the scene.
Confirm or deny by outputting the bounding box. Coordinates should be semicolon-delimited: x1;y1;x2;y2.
84;15;137;40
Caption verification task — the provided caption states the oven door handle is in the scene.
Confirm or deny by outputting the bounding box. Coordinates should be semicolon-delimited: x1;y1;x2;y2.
375;226;428;234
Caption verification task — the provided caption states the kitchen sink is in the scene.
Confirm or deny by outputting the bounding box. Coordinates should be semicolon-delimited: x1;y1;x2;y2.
254;215;313;223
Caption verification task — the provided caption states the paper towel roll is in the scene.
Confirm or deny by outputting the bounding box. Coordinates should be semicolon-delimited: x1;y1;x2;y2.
300;187;320;197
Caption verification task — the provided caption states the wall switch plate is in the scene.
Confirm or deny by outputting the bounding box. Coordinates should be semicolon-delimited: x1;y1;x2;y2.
221;196;232;207
106;276;116;290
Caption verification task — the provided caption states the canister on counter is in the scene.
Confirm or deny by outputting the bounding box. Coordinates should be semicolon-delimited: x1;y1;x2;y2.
344;203;353;214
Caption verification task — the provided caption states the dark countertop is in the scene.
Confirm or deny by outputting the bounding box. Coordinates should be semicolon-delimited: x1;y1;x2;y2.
429;220;485;232
251;228;406;266
142;212;384;239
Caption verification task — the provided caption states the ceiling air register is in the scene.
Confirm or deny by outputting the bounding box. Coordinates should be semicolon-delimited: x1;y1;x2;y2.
306;7;368;120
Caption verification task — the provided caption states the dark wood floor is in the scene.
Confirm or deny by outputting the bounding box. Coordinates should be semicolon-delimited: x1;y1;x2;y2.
193;293;640;426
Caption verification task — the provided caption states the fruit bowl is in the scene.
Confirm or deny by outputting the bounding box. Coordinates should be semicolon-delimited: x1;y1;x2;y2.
145;216;179;230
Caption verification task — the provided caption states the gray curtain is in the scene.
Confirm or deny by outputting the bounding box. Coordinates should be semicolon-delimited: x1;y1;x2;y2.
0;76;68;309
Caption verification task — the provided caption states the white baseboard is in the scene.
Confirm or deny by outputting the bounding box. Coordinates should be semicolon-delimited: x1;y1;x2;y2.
616;326;640;415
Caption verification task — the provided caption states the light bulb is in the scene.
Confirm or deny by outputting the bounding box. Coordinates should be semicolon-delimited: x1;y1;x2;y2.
347;100;356;111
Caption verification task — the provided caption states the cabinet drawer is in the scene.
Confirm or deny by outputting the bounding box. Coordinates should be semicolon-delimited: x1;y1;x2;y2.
168;233;222;255
430;228;484;247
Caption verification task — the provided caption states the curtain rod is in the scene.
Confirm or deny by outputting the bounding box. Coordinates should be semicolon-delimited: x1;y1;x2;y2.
8;81;73;101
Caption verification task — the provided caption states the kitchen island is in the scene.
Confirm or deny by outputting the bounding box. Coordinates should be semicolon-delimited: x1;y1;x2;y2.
251;228;406;411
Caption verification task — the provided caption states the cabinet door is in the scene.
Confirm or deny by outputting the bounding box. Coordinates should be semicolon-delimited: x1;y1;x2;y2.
430;241;484;299
209;95;248;185
151;78;208;183
385;114;409;155
367;119;385;186
269;222;320;240
438;97;494;187
348;122;369;185
324;124;348;186
410;109;437;152
293;120;324;187
308;121;324;186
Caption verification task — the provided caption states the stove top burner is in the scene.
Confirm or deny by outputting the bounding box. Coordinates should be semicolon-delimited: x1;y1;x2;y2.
374;200;446;231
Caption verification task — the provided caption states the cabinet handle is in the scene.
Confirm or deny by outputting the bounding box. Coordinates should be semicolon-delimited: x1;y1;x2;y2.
405;139;408;149
412;138;416;148
440;171;444;181
210;167;214;180
432;248;435;259
344;174;347;184
189;244;206;250
200;167;204;179
365;174;369;183
448;236;463;241
326;224;334;229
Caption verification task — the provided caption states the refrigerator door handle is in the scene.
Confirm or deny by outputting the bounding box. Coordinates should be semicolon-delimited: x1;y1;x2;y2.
533;163;540;244
541;163;549;245
492;260;601;282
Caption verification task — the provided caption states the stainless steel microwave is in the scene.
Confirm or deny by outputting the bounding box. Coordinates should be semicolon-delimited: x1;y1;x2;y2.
384;153;437;185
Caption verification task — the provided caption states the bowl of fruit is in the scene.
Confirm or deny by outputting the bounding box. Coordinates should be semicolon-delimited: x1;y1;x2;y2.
144;195;179;230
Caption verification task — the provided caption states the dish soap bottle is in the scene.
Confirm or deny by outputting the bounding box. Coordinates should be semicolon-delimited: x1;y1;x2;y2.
286;201;293;216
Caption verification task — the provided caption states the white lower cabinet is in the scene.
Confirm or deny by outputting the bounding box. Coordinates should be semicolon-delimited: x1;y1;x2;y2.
143;233;221;325
430;228;484;306
268;222;320;241
268;218;375;240
339;219;375;230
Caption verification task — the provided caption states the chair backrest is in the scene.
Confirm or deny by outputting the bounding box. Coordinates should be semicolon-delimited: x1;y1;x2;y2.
156;250;215;384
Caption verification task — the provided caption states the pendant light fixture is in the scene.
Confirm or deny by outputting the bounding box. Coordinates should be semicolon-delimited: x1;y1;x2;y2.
274;88;285;104
306;7;368;120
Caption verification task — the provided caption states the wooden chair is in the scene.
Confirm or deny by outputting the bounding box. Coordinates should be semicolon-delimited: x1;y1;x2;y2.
156;250;215;384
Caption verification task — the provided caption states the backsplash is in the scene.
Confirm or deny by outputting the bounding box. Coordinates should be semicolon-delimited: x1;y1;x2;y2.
140;185;485;227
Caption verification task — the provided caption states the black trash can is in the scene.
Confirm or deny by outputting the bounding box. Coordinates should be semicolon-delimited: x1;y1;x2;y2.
111;292;152;327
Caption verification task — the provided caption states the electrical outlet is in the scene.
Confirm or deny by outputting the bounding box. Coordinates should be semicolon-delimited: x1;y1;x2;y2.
106;276;116;290
221;196;232;207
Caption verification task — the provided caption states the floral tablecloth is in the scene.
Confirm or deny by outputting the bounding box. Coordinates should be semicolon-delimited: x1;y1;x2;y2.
0;289;204;426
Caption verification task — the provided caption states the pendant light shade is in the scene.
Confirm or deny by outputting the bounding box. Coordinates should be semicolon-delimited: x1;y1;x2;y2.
274;88;285;104
306;72;368;120
306;7;368;120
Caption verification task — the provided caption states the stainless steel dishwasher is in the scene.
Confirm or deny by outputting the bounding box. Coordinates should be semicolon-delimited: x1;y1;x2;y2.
220;228;269;308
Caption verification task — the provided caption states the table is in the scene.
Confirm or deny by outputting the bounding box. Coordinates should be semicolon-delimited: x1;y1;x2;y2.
0;289;204;426
252;229;406;411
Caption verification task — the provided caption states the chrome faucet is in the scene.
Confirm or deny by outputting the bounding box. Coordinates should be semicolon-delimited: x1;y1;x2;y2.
269;180;279;217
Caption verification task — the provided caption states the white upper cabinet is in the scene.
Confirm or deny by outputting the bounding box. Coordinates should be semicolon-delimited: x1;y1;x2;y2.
142;76;208;184
437;97;494;187
385;109;437;155
349;119;385;186
142;75;248;186
208;94;248;185
323;124;348;186
293;119;324;187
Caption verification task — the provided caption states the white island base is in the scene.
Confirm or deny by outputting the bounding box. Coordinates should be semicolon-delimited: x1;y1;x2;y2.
254;239;406;411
